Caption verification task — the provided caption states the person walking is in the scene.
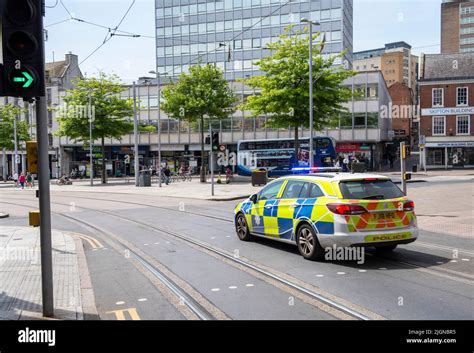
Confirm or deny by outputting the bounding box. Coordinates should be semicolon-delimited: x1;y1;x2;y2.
164;166;171;185
13;172;18;187
26;172;33;188
388;153;394;169
18;173;26;190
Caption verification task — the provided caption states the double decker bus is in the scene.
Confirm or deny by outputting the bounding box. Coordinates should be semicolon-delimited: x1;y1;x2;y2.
236;137;337;177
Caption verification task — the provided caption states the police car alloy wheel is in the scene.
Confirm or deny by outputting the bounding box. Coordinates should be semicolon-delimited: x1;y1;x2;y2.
236;214;252;241
296;224;324;260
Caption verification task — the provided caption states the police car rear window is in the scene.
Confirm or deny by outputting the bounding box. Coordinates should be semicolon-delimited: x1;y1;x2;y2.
339;180;404;200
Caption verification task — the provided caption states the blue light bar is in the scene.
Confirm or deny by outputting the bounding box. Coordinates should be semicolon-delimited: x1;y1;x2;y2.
292;167;342;173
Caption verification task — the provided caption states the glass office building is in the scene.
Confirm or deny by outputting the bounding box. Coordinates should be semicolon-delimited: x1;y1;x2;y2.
155;0;353;80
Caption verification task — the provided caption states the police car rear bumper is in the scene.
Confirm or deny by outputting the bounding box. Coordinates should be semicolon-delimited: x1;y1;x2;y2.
317;226;418;248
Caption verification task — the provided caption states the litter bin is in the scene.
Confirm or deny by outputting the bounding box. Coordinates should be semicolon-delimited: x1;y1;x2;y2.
251;169;268;186
139;170;151;187
412;165;418;173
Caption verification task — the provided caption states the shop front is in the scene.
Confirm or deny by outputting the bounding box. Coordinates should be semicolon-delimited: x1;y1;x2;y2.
425;141;474;169
336;142;377;171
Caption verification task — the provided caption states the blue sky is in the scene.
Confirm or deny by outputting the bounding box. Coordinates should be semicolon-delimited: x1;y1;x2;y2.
44;0;441;82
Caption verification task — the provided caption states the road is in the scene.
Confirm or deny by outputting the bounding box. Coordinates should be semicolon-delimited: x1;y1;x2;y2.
0;178;472;320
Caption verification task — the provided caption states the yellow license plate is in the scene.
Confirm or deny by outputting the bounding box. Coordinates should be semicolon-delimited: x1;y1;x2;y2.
364;232;412;242
372;213;396;221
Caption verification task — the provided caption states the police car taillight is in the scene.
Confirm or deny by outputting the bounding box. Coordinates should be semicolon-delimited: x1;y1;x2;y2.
403;201;415;212
326;203;367;215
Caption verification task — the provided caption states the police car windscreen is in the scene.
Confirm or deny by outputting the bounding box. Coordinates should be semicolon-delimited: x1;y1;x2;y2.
339;180;405;200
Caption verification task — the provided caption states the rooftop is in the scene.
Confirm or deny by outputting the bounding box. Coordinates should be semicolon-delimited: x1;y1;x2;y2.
421;53;474;81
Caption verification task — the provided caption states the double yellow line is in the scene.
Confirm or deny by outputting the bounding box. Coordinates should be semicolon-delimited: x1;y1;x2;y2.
69;232;104;249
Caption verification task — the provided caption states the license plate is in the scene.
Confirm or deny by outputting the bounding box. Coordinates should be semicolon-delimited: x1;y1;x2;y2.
372;212;396;221
364;232;412;242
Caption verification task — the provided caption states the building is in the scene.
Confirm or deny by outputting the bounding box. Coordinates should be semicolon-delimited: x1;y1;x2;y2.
337;71;393;170
387;82;416;146
441;0;474;54
419;53;474;169
353;42;419;90
155;0;354;81
0;53;82;180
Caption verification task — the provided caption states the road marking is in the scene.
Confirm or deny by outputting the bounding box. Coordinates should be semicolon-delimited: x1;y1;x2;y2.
154;242;160;245
379;267;387;270
336;272;346;275
450;260;457;263
116;301;125;305
144;244;149;246
461;258;470;261
106;308;141;320
229;286;237;289
73;233;103;249
358;270;367;273
245;284;254;287
316;274;324;277
211;288;220;292
138;298;147;302
211;237;216;239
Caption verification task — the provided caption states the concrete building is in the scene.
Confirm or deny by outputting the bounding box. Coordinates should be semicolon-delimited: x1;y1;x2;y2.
441;0;474;54
55;71;392;176
353;42;419;90
419;53;474;169
155;0;354;81
0;53;82;180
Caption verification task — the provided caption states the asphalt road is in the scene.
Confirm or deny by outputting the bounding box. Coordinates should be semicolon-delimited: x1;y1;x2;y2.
1;179;472;320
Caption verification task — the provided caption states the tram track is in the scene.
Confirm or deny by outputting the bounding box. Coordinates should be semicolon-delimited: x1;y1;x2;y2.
1;198;378;320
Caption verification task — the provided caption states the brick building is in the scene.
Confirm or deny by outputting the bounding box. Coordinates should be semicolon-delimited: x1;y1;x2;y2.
441;0;474;54
419;53;474;169
387;82;416;146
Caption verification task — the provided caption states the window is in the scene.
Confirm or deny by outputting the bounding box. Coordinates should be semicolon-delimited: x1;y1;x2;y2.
321;9;330;19
461;27;474;35
432;88;443;107
281;180;307;199
457;87;468;106
432;116;446;136
258;180;284;200
252;38;261;48
456;115;470;135
339;180;405;200
298;183;324;198
461;6;474;14
461;17;474;24
460;37;474;45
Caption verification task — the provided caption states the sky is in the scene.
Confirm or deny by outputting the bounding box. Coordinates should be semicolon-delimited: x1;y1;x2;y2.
43;0;442;82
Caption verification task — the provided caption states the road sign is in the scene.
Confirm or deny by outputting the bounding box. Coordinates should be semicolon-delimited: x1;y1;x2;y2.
219;144;226;152
419;135;426;145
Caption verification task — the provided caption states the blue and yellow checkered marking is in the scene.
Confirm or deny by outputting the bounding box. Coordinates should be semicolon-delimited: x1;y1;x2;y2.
236;195;336;240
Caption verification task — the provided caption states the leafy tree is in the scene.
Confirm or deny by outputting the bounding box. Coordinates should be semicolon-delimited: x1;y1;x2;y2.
241;25;356;162
0;104;29;178
56;73;154;184
161;64;237;182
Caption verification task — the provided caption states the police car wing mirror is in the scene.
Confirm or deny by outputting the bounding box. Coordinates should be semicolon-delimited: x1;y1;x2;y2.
250;194;258;203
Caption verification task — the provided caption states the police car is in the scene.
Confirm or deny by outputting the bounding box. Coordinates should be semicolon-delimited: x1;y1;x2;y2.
234;173;418;260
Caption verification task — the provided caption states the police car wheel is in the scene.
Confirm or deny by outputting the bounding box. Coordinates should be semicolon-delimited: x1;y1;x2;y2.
297;224;324;260
236;214;252;241
375;244;397;252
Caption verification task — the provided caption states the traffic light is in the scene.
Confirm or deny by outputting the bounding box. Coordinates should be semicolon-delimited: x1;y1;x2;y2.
1;0;45;98
401;145;410;159
26;141;38;173
404;172;412;181
211;131;219;151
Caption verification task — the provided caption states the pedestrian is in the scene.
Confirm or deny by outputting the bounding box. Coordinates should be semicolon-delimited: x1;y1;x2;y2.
26;172;33;188
388;153;394;169
18;172;26;190
164;166;171;185
13;172;18;187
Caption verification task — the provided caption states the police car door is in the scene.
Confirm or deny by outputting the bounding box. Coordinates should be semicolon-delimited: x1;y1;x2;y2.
253;180;284;235
276;180;308;240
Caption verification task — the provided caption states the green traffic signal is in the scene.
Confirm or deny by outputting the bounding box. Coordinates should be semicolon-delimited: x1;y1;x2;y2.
12;71;34;88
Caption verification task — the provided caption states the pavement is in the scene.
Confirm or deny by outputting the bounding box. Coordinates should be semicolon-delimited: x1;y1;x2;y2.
0;226;98;320
0;169;473;201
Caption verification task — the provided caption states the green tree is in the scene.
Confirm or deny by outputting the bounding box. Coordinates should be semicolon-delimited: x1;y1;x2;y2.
56;73;140;184
0;104;29;178
241;25;356;161
161;64;237;182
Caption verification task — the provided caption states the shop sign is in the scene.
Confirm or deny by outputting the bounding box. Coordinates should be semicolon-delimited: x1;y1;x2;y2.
421;107;474;116
425;141;474;148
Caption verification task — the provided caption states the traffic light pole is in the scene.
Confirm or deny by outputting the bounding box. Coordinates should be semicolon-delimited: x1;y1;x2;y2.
400;141;407;195
36;95;54;317
209;122;214;196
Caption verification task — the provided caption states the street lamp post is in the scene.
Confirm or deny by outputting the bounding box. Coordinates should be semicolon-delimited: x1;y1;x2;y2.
301;18;320;169
88;90;94;186
149;70;162;188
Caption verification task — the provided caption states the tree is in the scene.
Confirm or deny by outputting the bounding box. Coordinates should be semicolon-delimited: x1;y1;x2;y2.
0;104;29;178
241;25;356;164
56;73;137;184
161;64;237;182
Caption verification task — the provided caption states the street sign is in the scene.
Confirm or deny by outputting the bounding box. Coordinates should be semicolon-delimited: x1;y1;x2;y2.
419;135;426;145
